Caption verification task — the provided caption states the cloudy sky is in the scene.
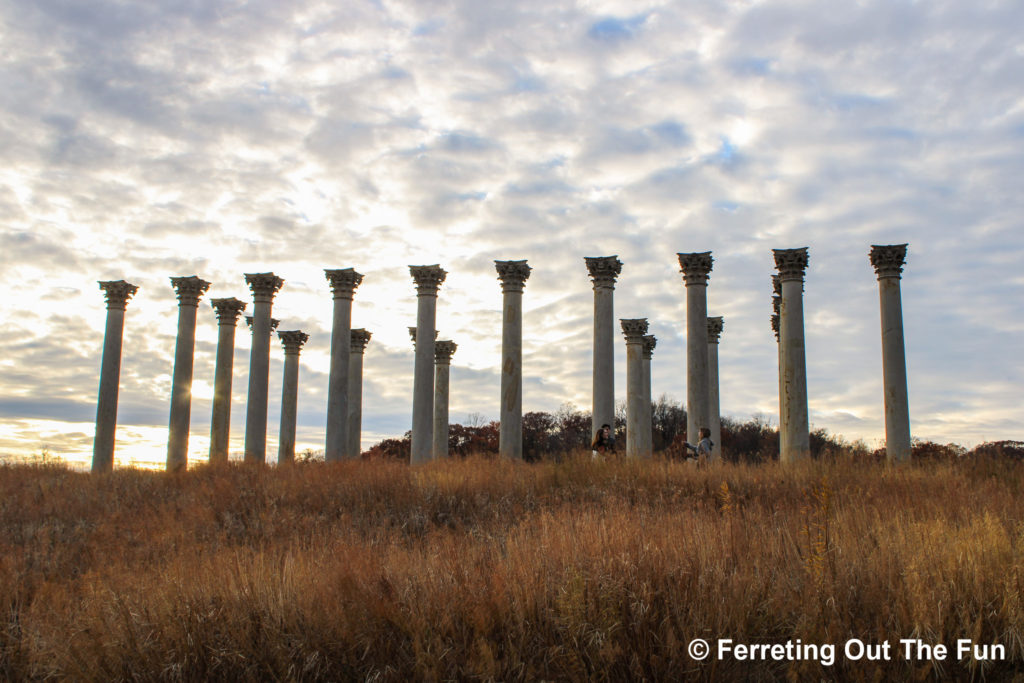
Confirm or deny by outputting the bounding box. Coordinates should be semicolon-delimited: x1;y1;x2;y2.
1;0;1021;467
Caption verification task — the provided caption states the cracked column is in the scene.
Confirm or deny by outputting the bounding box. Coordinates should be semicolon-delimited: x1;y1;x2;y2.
433;340;457;459
773;248;810;462
771;276;784;458
642;334;657;456
347;329;371;459
92;280;138;474
166;276;211;472
678;252;713;447
277;330;308;465
243;272;284;464
496;260;531;460
870;244;912;463
584;256;623;442
209;297;246;464
325;268;363;462
621;318;649;458
410;265;446;465
707;316;723;463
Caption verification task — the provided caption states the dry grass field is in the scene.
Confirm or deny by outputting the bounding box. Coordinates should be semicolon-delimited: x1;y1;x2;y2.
2;452;1023;681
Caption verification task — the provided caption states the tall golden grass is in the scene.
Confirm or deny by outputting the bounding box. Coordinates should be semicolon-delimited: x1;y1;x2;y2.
2;452;1023;680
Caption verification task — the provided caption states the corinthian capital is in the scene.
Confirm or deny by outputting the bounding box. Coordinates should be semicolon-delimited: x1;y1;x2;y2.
98;280;138;310
642;334;657;360
211;297;247;324
350;328;372;354
408;327;438;346
244;272;284;303
677;252;713;285
409;265;447;296
869;244;907;280
170;275;211;306
620;318;649;342
278;330;309;355
246;316;280;331
435;340;457;364
584;256;623;290
325;268;364;299
707;316;724;344
771;314;780;341
495;259;531;293
772;248;809;282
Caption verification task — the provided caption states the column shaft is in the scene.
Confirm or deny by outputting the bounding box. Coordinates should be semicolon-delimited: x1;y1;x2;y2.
679;253;713;446
433;362;450;458
642;335;657;456
346;329;371;459
410;265;446;465
325;268;362;462
707;317;723;462
496;261;530;460
243;273;283;464
92;281;137;473
585;256;622;441
209;298;245;464
871;244;911;462
167;276;210;472
277;331;307;465
622;319;649;458
775;249;810;462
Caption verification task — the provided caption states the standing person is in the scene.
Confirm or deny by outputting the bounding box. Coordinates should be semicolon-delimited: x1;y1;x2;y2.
591;423;615;458
685;427;714;466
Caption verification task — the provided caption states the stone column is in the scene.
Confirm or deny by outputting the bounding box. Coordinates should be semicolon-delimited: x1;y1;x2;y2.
166;276;211;473
433;340;457;459
707;316;723;462
277;330;309;465
678;252;713;446
246;316;279;332
243;272;284;464
771;276;784;458
325;268;364;462
347;328;371;459
496;260;531;460
773;248;810;462
584;256;623;441
642;334;657;456
92;280;138;474
410;265;447;465
209;297;246;464
870;244;912;463
621;318;649;458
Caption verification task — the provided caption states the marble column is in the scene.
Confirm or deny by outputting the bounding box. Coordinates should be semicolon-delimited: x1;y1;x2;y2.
347;328;372;459
92;280;138;474
642;334;657;456
166;276;211;472
243;272;284;464
870;244;912;463
325;268;364;462
496;260;531;460
209;297;246;464
771;276;784;458
773;248;810;462
584;256;623;441
621;318;649;458
410;265;447;465
678;252;713;446
707;316;723;463
433;340;457;459
277;330;309;465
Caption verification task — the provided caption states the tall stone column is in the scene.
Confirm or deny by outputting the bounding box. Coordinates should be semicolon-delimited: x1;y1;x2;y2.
433;340;457;459
642;334;657;456
707;316;723;462
92;280;138;474
410;265;447;465
678;252;713;446
243;272;284;464
621;318;649;458
870;244;912;463
496;260;531;460
584;256;623;441
209;297;246;464
771;276;784;458
325;268;364;462
246;316;279;332
347;328;372;459
773;248;810;462
166;276;211;472
277;330;309;465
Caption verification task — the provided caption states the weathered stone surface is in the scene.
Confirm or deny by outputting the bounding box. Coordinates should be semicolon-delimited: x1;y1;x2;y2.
585;256;622;442
347;328;371;458
167;276;211;473
773;249;810;462
706;316;723;462
243;272;284;464
92;280;138;473
496;260;531;460
620;319;649;459
325;268;364;462
277;330;308;465
678;251;713;447
410;265;447;465
871;244;911;462
433;340;457;459
209;297;246;464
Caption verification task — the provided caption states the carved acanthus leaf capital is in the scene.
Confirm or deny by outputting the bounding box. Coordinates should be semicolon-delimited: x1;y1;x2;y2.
278;330;309;355
170;275;211;306
642;334;657;360
325;268;364;299
495;259;531;293
435;340;457;364
244;272;284;302
677;251;713;285
98;280;138;309
773;248;809;282
584;256;623;290
620;318;649;342
408;327;438;346
771;274;781;296
771;314;780;341
350;328;372;353
707;316;724;343
869;244;907;280
246;316;280;331
211;297;246;324
409;265;447;296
